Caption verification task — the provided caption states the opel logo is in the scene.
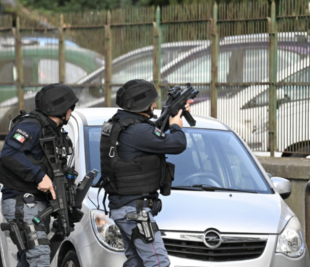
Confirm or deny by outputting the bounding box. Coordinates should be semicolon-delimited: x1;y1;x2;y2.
204;230;222;249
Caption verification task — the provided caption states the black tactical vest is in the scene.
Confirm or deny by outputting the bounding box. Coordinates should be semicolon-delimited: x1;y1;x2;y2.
0;110;61;195
100;115;164;196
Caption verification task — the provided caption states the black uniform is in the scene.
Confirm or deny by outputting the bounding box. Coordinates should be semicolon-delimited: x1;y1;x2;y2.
108;109;186;209
0;115;57;200
0;111;59;267
0;83;79;267
107;109;186;267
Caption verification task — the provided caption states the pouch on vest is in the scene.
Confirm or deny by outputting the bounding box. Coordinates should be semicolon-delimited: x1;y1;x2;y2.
160;161;175;196
100;116;163;196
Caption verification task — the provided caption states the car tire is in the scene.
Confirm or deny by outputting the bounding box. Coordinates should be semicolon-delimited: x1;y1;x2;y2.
60;250;80;267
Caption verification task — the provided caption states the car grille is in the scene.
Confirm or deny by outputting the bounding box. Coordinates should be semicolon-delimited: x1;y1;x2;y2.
163;237;267;262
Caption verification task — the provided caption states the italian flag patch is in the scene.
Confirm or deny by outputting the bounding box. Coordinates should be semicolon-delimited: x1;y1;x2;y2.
13;133;26;143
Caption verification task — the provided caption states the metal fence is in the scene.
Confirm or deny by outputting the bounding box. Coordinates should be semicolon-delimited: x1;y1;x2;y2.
0;0;309;156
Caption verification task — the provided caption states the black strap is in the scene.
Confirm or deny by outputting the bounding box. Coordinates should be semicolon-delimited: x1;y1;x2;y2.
27;237;50;250
102;191;108;216
11;110;56;138
127;199;154;210
15;195;24;222
151;222;159;232
136;200;144;213
34;225;46;232
93;177;110;215
30;111;57;138
30;110;50;127
38;238;50;246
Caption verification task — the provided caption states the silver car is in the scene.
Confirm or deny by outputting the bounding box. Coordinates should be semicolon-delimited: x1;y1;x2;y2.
0;108;309;267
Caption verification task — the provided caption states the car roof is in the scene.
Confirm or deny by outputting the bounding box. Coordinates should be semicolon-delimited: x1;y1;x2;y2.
73;108;229;131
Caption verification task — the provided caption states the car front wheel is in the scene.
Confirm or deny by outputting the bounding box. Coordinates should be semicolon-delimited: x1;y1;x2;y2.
60;250;80;267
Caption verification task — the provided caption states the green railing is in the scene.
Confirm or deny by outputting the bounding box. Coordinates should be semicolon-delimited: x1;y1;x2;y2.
0;1;309;156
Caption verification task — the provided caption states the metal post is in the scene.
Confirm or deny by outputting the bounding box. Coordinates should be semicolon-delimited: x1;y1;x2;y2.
59;14;65;83
153;6;161;109
268;1;278;157
211;2;219;119
306;181;310;254
104;11;112;107
15;16;24;111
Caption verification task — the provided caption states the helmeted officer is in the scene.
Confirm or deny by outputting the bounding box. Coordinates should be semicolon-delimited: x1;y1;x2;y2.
0;83;78;267
99;79;192;267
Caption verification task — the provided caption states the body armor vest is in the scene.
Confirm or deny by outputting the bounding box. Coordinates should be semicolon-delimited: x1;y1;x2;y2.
0;110;63;195
100;115;164;196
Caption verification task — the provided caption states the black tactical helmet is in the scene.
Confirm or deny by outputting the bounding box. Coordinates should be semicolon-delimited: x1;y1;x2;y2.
116;79;160;112
35;83;79;117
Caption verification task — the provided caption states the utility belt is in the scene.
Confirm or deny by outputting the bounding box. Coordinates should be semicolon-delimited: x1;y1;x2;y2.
0;193;50;252
126;198;162;216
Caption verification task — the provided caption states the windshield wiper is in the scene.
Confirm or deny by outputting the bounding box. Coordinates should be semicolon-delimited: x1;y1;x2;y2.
192;185;258;194
171;186;203;191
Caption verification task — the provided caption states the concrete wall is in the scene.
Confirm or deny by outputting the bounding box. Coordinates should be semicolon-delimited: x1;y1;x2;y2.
257;156;310;247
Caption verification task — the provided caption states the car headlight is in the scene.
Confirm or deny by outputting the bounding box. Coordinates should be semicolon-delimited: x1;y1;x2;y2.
276;217;305;258
90;210;124;252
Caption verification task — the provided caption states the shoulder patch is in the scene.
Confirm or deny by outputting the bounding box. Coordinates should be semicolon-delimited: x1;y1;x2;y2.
102;122;113;136
12;129;30;143
153;127;166;138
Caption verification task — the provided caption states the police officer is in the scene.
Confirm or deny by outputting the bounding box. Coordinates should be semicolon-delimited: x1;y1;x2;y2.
0;83;78;267
99;79;192;267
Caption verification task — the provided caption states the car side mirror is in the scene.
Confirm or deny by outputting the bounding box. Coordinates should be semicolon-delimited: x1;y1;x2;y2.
271;177;291;200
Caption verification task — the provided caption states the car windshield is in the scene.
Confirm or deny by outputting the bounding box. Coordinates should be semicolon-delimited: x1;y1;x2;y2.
85;127;271;193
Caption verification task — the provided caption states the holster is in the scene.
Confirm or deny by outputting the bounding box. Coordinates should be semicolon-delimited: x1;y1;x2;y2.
126;210;160;244
1;221;50;252
1;220;26;251
131;221;159;244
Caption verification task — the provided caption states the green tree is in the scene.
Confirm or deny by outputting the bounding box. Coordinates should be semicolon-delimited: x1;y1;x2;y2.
15;0;275;13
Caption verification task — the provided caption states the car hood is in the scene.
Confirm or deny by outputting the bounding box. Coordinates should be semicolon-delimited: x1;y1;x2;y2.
88;188;294;234
156;190;294;234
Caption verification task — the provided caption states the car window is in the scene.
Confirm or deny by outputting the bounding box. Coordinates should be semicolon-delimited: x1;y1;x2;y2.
85;126;102;185
85;126;270;193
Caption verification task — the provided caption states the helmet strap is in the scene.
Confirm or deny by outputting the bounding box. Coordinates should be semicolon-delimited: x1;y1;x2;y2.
142;105;154;119
57;114;68;125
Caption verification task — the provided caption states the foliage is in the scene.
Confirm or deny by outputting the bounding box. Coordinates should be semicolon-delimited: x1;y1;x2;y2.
12;0;278;13
15;0;270;13
18;0;152;13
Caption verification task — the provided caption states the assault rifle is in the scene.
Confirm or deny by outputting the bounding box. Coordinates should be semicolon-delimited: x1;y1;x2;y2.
33;136;98;239
155;83;199;132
